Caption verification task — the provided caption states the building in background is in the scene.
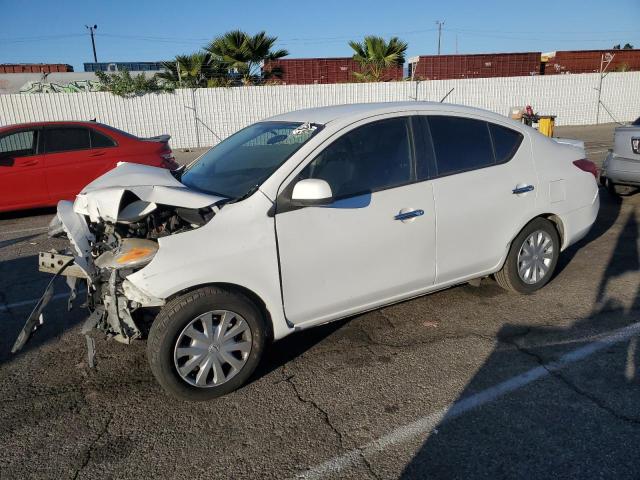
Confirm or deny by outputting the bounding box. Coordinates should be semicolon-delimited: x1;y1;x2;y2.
407;52;541;80
84;61;166;72
542;50;640;74
262;57;404;84
0;63;74;73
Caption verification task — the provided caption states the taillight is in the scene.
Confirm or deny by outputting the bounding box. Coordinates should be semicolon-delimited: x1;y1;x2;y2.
573;159;598;179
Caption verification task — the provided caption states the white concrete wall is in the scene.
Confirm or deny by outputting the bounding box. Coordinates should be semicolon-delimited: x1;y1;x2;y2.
1;72;638;149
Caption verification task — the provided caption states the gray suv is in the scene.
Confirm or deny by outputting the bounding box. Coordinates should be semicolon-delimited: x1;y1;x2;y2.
601;116;640;194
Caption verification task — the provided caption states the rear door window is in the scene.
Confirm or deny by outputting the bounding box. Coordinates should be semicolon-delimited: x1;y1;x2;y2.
90;129;116;148
489;123;523;163
299;117;414;198
45;127;91;153
0;130;38;157
428;116;494;176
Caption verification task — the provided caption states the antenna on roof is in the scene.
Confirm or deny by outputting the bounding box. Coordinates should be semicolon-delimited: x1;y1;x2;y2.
440;88;454;103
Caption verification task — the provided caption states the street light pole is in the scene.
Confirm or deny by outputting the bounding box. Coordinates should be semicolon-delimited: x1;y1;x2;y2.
85;24;98;63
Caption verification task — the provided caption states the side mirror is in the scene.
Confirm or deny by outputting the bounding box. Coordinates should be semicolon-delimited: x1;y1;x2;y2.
291;178;333;206
0;157;15;167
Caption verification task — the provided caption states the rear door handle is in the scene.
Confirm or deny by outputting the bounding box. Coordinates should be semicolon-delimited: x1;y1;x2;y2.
20;160;39;167
89;151;106;157
512;184;535;194
395;209;424;221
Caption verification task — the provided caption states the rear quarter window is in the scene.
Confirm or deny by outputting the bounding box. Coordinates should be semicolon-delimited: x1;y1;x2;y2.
90;129;116;148
489;123;524;163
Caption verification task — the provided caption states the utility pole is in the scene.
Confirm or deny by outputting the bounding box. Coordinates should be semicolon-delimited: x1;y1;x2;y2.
436;20;444;55
595;52;614;124
85;24;98;63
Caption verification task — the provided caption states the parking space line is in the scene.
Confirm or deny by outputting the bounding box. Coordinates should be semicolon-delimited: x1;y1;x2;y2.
296;321;640;479
0;226;48;236
0;293;68;313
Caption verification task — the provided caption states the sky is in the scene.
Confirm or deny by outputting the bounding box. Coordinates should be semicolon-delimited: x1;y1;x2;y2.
1;0;639;71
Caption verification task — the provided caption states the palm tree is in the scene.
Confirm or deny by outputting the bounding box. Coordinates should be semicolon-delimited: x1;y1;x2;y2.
158;52;228;88
348;36;408;82
205;30;288;85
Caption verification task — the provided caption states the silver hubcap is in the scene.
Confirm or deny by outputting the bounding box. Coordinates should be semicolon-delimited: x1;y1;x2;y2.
173;310;252;388
517;230;554;285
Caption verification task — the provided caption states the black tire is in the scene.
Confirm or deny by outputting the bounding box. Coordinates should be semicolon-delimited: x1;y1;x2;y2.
147;286;266;401
599;173;607;187
494;218;560;294
605;177;620;196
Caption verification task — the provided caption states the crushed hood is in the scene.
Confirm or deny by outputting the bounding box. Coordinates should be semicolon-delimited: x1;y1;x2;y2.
74;162;225;223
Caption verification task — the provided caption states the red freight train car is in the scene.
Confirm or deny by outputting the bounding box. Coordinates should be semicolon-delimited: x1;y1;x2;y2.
543;50;640;74
408;52;541;80
263;57;403;84
0;63;74;73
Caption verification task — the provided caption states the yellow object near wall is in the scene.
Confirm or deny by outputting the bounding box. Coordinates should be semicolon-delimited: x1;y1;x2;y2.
538;116;556;137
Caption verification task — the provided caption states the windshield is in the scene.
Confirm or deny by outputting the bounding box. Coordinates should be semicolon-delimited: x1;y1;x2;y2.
632;117;640;126
181;121;320;198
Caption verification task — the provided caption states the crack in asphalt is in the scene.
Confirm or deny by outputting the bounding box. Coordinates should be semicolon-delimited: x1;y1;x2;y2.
281;366;347;449
357;324;497;349
281;366;380;479
71;411;114;480
503;335;640;426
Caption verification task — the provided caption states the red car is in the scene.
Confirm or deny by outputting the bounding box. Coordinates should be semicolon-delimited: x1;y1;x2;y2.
0;121;178;212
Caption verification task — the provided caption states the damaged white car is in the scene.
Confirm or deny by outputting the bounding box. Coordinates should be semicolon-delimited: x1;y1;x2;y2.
12;102;599;401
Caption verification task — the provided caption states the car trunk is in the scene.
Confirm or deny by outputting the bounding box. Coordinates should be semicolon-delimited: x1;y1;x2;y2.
613;125;640;161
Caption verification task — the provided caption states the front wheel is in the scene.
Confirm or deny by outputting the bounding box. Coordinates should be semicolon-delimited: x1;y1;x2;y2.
495;218;560;294
147;287;266;401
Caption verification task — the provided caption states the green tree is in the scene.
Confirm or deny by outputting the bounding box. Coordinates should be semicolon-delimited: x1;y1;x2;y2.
95;69;173;97
348;35;408;82
158;52;229;88
205;30;288;85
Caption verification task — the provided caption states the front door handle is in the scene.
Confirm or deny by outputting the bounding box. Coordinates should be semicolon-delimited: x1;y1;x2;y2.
89;151;106;157
20;159;39;167
512;184;535;194
395;209;424;221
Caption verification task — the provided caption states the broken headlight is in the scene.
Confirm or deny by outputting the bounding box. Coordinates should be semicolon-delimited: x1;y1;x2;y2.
94;238;158;270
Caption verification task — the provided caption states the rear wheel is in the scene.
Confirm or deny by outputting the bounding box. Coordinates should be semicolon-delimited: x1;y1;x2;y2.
495;218;560;294
147;286;266;401
605;177;620;196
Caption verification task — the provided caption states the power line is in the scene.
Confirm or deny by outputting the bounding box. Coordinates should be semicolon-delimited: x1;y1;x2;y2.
0;33;85;44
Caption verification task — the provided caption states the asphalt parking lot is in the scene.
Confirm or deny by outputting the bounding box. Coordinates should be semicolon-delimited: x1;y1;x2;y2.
1;123;639;479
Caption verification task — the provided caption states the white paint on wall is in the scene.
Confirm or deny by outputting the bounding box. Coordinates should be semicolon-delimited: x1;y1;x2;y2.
1;72;638;149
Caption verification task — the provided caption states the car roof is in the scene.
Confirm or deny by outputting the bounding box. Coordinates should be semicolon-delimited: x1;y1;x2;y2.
0;120;106;133
266;101;514;126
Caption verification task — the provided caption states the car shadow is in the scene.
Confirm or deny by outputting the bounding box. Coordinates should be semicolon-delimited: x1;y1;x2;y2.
249;318;350;385
400;206;640;478
0;234;41;251
0;206;56;221
554;186;622;277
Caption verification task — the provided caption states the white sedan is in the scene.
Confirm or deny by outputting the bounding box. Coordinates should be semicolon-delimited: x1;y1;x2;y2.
14;102;600;400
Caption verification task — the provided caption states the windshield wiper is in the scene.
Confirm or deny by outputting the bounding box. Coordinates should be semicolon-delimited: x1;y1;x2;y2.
234;184;260;202
170;164;185;180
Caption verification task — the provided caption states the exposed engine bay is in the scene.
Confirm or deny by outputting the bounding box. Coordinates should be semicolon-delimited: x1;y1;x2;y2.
11;162;226;366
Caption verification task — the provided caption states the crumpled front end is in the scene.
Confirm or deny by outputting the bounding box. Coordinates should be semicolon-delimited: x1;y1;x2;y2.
12;163;225;364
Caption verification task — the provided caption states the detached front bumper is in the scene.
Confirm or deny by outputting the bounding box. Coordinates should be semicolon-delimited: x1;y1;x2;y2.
11;201;165;361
